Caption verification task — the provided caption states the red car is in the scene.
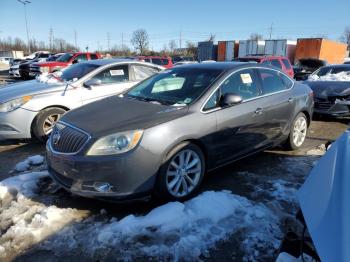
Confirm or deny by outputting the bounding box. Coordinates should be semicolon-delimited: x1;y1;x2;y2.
137;56;173;68
234;55;294;78
29;52;101;76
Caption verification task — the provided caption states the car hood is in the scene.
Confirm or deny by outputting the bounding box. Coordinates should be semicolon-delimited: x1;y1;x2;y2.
304;81;350;98
298;130;350;262
61;96;189;137
35;61;69;67
0;80;65;104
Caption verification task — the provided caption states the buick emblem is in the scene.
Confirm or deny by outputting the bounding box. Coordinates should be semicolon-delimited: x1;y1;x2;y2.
52;130;61;145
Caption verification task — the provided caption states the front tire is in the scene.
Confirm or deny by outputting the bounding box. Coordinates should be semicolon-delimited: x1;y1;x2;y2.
155;142;205;201
286;112;308;150
32;107;66;142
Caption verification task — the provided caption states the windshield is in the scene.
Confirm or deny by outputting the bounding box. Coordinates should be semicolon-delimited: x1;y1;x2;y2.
126;67;222;105
315;66;350;77
57;53;73;62
60;63;100;81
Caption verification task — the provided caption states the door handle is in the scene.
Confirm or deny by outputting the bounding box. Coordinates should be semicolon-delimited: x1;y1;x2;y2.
255;108;264;115
288;97;294;103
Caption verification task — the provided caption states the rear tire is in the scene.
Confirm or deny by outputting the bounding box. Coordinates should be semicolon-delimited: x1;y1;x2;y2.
155;142;205;201
32;107;66;142
285;112;308;150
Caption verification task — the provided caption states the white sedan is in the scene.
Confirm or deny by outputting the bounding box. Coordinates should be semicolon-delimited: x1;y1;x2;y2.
0;59;163;141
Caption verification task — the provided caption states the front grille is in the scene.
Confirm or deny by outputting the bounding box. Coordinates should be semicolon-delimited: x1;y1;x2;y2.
50;123;89;154
314;97;334;111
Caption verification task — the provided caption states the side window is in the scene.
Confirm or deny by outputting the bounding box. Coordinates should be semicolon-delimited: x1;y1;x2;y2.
220;69;260;100
161;59;169;65
74;54;88;62
280;73;294;89
270;59;282;69
132;65;160;81
151;58;162;65
91;65;129;84
261;60;271;66
203;90;219;111
258;68;289;94
90;54;98;60
282;59;292;70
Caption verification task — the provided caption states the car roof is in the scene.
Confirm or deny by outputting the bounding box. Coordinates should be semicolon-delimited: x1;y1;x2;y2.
321;64;350;69
173;61;252;71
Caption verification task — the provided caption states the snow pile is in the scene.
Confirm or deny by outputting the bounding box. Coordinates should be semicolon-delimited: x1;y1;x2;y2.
41;190;281;261
0;172;89;260
306;144;326;156
15;155;45;172
308;71;350;81
36;72;62;84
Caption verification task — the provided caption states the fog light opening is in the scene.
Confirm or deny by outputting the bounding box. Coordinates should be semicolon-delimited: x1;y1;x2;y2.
93;182;113;193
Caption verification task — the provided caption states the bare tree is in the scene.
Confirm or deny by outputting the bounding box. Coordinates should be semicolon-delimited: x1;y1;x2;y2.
340;27;350;50
249;33;263;41
168;40;177;54
130;29;149;55
186;41;197;58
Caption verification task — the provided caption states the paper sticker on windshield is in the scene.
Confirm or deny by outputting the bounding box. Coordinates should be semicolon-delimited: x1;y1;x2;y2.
110;69;125;76
240;73;252;84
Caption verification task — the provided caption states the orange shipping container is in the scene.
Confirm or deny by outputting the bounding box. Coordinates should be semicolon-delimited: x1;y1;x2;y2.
217;41;226;61
295;38;347;64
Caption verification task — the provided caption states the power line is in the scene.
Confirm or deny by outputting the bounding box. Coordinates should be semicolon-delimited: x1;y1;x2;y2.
74;30;78;51
17;0;31;53
269;23;274;40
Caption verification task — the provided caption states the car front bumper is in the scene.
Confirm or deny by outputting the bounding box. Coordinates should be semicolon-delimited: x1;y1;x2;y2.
9;68;21;78
46;138;161;200
0;108;38;140
314;99;350;117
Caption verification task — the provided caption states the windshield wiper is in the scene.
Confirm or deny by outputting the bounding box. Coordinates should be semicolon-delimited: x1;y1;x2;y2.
126;95;173;105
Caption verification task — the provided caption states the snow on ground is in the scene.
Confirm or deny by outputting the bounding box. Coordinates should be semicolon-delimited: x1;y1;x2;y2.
14;155;45;172
0;150;325;261
308;71;350;81
36;72;62;84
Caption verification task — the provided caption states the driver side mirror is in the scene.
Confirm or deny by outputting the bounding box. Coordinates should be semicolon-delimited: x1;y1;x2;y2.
83;78;102;89
219;93;243;107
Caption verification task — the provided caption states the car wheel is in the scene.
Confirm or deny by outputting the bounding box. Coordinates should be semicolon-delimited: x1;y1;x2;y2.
156;143;205;201
32;107;66;142
286;112;308;150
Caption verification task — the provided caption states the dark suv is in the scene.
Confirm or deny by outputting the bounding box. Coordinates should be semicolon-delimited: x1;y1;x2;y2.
137;56;173;68
234;55;294;78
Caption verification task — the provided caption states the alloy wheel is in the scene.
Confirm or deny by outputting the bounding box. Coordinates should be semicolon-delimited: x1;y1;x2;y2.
43;114;61;135
166;149;202;198
293;116;307;147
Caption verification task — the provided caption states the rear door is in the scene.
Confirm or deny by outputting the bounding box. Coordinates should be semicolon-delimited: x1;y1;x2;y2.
256;68;295;142
81;64;134;104
203;68;271;165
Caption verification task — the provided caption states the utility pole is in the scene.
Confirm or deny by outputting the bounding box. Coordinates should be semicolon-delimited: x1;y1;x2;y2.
17;0;31;54
268;23;274;40
121;33;124;48
74;30;78;51
49;27;53;51
107;32;110;51
179;30;182;49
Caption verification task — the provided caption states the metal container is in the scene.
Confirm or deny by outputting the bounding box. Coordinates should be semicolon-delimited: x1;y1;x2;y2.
217;41;235;61
238;40;265;57
265;40;297;63
197;41;217;61
295;38;347;64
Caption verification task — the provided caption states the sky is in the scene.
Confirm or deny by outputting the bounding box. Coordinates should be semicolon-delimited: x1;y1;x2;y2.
0;0;349;52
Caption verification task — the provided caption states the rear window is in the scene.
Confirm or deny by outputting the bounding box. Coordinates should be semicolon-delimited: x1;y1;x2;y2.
282;59;292;69
57;53;74;62
90;54;98;60
270;59;282;69
132;65;160;81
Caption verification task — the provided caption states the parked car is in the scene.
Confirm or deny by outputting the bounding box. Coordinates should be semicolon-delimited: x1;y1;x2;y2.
137;56;173;68
234;55;294;78
293;58;327;81
9;51;52;78
18;52;52;79
46;62;313;201
304;64;350;117
0;60;163;141
173;61;198;66
0;57;13;65
29;52;101;77
172;56;195;64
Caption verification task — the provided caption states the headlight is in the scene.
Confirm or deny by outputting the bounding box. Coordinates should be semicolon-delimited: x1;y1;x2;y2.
87;130;143;156
40;66;50;73
0;96;32;113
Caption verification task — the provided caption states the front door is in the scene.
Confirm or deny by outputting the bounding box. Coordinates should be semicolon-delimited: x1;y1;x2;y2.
81;64;134;104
